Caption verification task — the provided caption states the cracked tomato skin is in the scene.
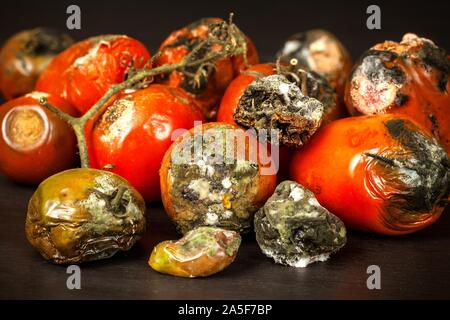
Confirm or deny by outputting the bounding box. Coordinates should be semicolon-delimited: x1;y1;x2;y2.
88;84;205;202
0;28;73;100
36;35;151;115
217;63;293;182
155;18;259;120
217;63;275;125
290;114;449;235
345;34;450;152
0;92;78;184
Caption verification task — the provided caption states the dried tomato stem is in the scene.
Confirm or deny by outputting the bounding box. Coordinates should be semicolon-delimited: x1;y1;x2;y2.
111;185;127;210
38;14;246;169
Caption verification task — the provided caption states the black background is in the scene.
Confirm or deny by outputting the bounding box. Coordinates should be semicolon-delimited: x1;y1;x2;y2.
0;0;449;61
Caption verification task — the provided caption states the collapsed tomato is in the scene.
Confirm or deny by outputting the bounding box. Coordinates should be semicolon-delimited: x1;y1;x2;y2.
88;84;205;202
217;63;275;125
0;28;73;100
36;35;151;115
149;226;241;278
0;92;78;184
345;33;450;152
290;114;449;235
26;168;146;264
160;122;277;234
155;18;259;119
217;64;290;180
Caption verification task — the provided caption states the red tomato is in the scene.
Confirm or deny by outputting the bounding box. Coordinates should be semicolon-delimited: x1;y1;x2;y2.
155;18;259;119
0;92;78;184
290;115;449;235
88;84;205;202
0;28;73;100
36;35;151;115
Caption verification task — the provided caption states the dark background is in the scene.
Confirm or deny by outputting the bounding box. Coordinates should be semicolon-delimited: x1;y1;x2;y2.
1;0;450;300
0;0;449;61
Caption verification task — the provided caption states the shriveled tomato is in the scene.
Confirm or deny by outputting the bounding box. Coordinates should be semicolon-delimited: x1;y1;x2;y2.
88;84;205;202
216;63;293;180
290;114;449;235
36;35;151;115
26;168;146;264
0;28;73;100
345;33;450;152
155;18;259;119
217;63;275;125
0;92;78;184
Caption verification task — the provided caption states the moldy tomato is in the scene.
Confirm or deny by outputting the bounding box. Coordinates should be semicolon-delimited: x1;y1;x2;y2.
290;114;449;235
345;34;450;152
155;18;259;120
217;63;275;125
149;226;241;278
160;122;277;234
0;28;73;100
26;168;146;264
36;35;151;115
88;84;205;202
0;92;78;184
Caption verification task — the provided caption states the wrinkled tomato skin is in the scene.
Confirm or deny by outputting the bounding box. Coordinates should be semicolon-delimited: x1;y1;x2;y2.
0;28;73;100
36;35;151;115
290;115;448;235
88;84;205;202
0;92;78;184
217;63;275;125
217;63;293;181
155;18;259;119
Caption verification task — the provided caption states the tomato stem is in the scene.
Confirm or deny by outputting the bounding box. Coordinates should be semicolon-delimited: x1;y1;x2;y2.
111;185;128;211
38;13;247;169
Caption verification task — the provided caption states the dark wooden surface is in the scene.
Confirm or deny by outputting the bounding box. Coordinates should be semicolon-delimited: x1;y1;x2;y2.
0;175;449;300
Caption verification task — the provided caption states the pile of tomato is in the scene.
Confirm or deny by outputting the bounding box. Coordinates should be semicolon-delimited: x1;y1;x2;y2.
0;17;448;274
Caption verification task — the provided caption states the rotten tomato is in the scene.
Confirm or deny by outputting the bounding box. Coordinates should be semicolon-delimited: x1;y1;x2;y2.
87;84;205;202
345;33;450;152
25;168;146;264
290;114;449;235
36;35;151;114
0;28;73;100
0;92;78;184
155;17;259;119
160;122;277;234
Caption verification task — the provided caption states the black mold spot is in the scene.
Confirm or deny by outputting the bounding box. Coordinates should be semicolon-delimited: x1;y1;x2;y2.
382;119;450;214
358;50;405;86
23;28;72;56
418;42;450;92
395;93;409;106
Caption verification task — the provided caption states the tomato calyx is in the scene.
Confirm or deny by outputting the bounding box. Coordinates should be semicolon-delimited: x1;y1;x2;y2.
159;16;251;95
